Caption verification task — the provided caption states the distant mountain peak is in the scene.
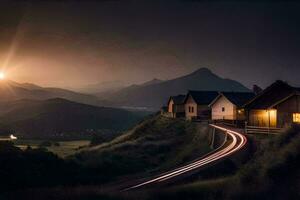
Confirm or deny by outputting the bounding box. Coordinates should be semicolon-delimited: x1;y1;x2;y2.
149;78;161;81
98;66;249;109
141;78;163;86
190;67;213;75
45;97;71;103
6;80;43;90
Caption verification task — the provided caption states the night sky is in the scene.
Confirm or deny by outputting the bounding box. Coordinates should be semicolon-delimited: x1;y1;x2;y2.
1;0;300;88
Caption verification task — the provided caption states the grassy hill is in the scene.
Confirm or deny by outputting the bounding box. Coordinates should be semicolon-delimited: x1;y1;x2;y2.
35;122;300;200
73;115;212;181
145;125;300;200
3;117;300;200
0;98;144;139
0;114;212;200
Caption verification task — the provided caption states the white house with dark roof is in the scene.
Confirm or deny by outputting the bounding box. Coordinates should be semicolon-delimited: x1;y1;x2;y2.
183;91;219;120
209;92;255;122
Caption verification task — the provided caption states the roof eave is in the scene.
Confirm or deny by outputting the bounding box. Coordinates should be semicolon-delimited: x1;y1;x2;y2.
267;92;298;109
208;92;224;107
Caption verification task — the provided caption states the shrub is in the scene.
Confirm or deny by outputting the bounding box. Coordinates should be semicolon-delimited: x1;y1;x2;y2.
39;141;52;147
90;135;107;146
53;142;60;146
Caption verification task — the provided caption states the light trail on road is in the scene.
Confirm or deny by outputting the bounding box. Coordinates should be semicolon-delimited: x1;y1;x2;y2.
123;124;247;191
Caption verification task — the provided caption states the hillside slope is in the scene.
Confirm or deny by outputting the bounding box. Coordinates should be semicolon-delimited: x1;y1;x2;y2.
0;98;142;138
97;68;250;109
149;125;300;200
6;119;300;200
0;80;102;106
74;115;212;181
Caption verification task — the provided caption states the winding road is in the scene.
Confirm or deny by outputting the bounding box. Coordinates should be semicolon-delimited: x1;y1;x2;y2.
123;124;247;191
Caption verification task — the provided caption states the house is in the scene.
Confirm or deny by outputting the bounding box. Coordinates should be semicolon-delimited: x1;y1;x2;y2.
167;95;186;118
244;80;300;128
209;92;255;123
183;91;219;120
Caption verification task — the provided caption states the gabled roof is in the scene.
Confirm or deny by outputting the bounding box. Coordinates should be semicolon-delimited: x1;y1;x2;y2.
184;90;219;105
168;95;186;105
244;80;299;109
209;92;255;107
222;92;255;107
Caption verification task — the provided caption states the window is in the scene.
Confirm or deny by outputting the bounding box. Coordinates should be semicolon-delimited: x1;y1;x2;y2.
222;107;225;112
293;113;300;123
189;106;194;113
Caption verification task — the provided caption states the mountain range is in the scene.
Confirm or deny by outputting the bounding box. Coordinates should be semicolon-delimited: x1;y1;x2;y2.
0;98;142;138
0;67;251;138
0;80;102;106
76;78;163;96
0;68;250;110
96;68;250;109
74;80;127;94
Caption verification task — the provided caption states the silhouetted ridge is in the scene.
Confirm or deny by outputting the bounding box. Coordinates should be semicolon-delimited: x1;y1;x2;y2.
189;67;214;76
97;67;250;109
0;98;142;138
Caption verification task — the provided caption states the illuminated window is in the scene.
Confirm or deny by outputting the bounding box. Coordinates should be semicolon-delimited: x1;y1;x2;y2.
293;113;300;123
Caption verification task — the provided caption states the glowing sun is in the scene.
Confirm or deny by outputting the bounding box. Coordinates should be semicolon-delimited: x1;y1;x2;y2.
0;72;6;80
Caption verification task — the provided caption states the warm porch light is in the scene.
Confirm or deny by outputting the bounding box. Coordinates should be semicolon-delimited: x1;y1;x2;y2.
266;109;277;127
268;109;276;115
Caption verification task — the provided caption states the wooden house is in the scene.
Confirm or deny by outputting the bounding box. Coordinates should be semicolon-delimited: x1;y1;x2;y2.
244;80;300;128
167;95;186;118
183;91;219;120
209;92;255;123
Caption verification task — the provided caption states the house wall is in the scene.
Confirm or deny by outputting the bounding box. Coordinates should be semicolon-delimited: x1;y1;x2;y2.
211;96;236;120
197;105;211;119
168;99;174;113
276;95;300;127
185;95;198;120
184;95;211;120
248;109;277;127
174;104;185;118
236;109;247;121
175;104;185;113
168;99;185;118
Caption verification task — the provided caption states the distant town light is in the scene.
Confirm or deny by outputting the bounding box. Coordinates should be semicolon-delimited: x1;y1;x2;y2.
10;134;17;140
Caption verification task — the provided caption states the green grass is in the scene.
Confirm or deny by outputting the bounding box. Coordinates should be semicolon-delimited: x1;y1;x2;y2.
148;124;300;200
4;119;300;200
73;115;212;181
3;115;213;199
149;177;230;200
14;139;90;158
